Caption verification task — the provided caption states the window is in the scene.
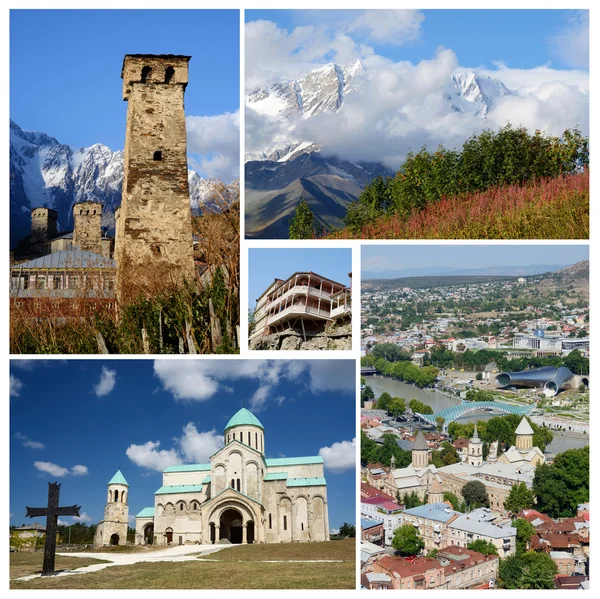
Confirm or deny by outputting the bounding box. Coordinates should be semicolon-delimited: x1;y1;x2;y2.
283;515;287;531
141;66;152;82
248;432;251;446
301;523;304;531
165;66;175;83
255;432;258;448
269;514;272;529
36;276;46;290
231;479;235;488
179;503;184;511
153;150;163;161
193;503;198;510
114;490;119;501
236;479;240;492
233;432;235;440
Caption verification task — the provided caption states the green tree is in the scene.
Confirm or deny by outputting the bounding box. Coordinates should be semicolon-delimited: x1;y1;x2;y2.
504;481;535;515
391;524;425;556
498;551;558;589
532;446;589;517
338;522;356;538
361;385;375;404
467;539;499;556
389;397;406;419
288;199;315;239
461;480;489;508
512;518;535;556
377;392;393;411
402;492;426;509
435;416;446;432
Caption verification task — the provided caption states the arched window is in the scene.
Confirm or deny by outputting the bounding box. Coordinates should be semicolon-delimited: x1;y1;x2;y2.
236;479;241;492
122;492;126;503
283;515;287;531
179;503;184;511
269;514;272;529
301;523;304;531
193;503;198;510
255;432;258;448
165;66;175;83
233;432;236;440
141;66;152;83
248;431;251;446
231;479;235;488
261;436;263;452
114;490;119;502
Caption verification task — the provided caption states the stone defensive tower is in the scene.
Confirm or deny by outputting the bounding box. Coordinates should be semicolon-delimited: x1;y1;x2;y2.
30;207;58;251
93;470;129;547
73;201;103;254
116;54;195;299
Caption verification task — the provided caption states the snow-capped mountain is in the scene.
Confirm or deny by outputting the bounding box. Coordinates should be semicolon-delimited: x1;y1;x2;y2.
247;60;366;121
446;72;510;118
246;62;514;163
10;120;231;247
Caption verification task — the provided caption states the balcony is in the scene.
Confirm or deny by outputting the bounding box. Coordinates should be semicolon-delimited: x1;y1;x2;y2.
266;303;331;326
331;304;351;318
267;284;333;307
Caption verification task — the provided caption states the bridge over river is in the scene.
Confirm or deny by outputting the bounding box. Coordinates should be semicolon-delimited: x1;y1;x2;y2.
415;401;536;431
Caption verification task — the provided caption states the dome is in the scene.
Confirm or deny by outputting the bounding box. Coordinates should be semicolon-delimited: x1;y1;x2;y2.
224;408;264;432
108;469;129;486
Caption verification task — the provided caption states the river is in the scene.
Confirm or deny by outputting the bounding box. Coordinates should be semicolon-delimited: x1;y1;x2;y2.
365;375;588;454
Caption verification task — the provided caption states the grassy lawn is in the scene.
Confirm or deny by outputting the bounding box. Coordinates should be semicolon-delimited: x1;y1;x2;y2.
10;540;356;589
10;552;110;579
210;538;355;561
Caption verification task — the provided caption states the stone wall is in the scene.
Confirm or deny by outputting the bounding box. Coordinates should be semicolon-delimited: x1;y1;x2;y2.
30;207;58;249
249;325;352;351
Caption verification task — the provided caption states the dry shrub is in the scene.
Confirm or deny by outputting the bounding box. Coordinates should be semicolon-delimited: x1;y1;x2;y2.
328;171;589;240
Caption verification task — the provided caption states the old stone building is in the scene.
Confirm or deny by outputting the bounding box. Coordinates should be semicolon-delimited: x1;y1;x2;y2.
73;201;103;254
116;54;195;298
134;407;330;545
30;207;58;253
94;470;130;547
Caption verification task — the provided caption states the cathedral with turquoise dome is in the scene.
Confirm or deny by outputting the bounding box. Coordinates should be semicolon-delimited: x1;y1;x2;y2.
134;408;330;545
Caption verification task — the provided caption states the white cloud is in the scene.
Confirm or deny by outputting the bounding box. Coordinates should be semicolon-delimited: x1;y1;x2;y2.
16;433;44;449
10;375;23;397
33;461;89;477
72;512;92;523
319;438;356;473
57;519;69;526
245;15;589;168
345;9;424;46
34;461;69;477
550;11;589;70
126;422;223;472
177;423;224;463
187;111;239;181
153;359;354;410
93;366;116;397
125;441;182;473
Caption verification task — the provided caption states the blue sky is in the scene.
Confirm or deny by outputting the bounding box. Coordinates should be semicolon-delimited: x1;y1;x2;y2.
10;359;356;532
246;9;588;72
10;10;240;180
248;248;352;309
362;245;589;276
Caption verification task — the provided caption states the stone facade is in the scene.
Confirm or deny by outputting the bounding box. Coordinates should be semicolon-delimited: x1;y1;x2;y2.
116;54;195;299
73;201;103;254
94;471;129;546
135;408;330;545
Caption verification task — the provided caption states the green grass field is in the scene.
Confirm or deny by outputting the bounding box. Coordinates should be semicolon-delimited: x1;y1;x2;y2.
10;540;356;589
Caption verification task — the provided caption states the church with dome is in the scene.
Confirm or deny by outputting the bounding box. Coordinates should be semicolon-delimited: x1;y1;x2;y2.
132;408;330;546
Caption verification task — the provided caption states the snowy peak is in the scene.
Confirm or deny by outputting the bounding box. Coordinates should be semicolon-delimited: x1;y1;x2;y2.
247;60;367;120
448;72;510;117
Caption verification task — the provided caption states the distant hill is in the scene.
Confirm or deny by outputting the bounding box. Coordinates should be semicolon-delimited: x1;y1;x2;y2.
362;264;567;280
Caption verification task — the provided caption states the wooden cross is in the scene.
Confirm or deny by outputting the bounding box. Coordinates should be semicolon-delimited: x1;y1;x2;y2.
26;482;81;577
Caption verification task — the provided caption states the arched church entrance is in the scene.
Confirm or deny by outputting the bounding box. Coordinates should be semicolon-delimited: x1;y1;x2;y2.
165;528;173;544
110;534;119;545
220;508;243;544
143;523;154;545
